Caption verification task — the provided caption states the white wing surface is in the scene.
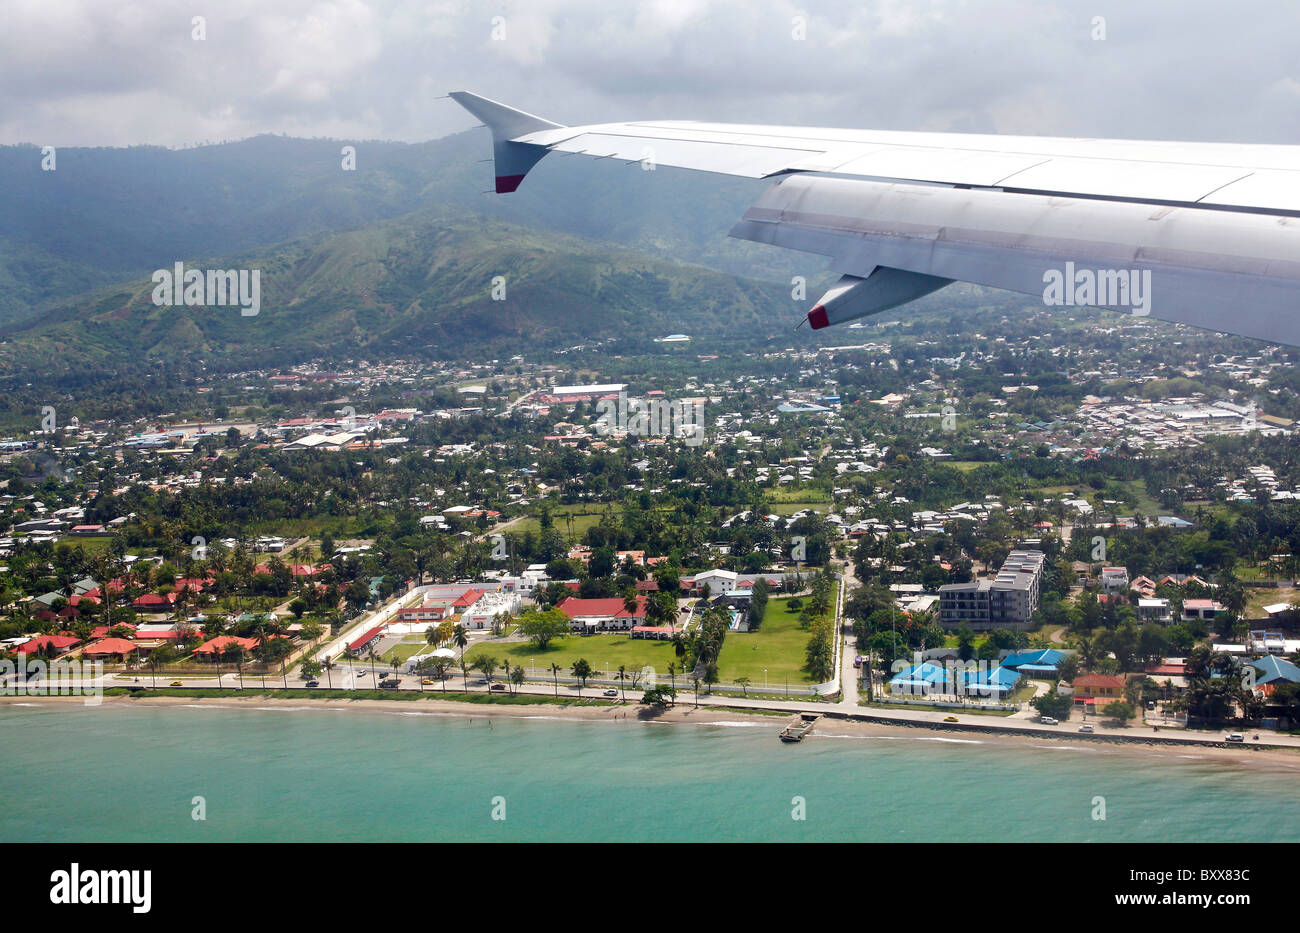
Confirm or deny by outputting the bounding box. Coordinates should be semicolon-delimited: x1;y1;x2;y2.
451;91;1300;345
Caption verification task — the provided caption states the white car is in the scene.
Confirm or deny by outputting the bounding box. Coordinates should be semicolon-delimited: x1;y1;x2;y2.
1225;733;1245;743
1078;724;1095;733
1039;716;1059;726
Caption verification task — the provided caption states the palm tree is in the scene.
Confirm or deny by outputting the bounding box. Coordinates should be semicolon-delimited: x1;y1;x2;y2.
550;662;561;696
617;664;627;700
452;624;469;658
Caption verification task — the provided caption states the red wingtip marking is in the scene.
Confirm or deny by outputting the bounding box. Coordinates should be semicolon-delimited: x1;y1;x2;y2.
495;174;526;193
808;305;829;330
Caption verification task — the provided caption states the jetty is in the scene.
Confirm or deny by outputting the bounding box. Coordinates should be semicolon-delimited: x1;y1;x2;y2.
779;713;821;743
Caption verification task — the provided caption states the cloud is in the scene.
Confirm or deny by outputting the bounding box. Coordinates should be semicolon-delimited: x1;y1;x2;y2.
1;0;1298;147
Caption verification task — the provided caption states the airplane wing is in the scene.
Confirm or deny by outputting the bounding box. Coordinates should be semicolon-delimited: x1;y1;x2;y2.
450;91;1300;346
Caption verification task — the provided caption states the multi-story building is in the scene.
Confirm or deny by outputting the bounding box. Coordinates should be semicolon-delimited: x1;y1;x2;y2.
938;550;1046;631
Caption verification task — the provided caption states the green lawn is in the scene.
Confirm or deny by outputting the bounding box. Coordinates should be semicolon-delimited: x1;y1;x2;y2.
714;597;817;685
511;504;613;540
381;638;437;664
465;635;684;680
463;595;812;685
770;486;831;503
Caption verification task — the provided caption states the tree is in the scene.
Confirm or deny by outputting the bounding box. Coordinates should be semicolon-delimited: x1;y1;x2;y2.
431;656;454;692
1102;700;1136;725
474;655;498;687
144;644;177;688
509;665;525;696
452;624;468;658
1030;686;1072;720
736;676;752;697
571;658;593;688
300;660;322;681
641;685;677;707
518;608;570;650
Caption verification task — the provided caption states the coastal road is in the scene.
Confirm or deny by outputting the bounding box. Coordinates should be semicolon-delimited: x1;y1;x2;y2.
54;666;1300;751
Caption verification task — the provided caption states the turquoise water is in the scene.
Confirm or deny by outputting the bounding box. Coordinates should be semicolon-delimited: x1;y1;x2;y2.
3;703;1299;842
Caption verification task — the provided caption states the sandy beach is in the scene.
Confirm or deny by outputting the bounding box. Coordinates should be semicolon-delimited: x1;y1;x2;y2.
6;691;1300;772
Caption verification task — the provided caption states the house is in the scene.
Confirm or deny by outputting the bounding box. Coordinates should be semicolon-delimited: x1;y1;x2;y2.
1071;673;1127;712
1099;567;1130;593
1181;598;1224;621
1249;655;1300;689
555;596;647;633
962;665;1023;700
346;626;387;657
888;661;953;695
1137;598;1173;623
193;635;262;658
999;648;1066;676
83;637;140;661
690;569;739;597
15;634;81;656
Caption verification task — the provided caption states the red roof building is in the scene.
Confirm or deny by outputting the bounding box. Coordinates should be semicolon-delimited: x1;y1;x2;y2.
84;637;140;659
556;596;647;632
347;625;387;655
194;635;261;656
1072;673;1127;699
17;634;81;655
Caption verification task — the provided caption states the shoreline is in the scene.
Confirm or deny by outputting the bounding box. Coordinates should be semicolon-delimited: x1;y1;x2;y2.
5;692;1300;772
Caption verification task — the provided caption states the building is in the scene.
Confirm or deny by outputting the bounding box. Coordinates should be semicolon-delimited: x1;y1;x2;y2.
1099;566;1130;592
938;550;1045;631
555;596;647;633
999;648;1066;677
1071;673;1127;712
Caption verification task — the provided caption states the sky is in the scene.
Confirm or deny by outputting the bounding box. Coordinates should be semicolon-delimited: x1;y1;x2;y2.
4;0;1299;148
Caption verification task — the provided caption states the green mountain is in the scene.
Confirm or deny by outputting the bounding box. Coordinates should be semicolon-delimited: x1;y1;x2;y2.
0;206;800;378
0;132;803;326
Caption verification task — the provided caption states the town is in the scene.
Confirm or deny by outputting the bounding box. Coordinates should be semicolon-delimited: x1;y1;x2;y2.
3;305;1299;746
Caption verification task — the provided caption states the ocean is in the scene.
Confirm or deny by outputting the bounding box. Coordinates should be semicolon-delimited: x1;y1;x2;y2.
3;703;1298;842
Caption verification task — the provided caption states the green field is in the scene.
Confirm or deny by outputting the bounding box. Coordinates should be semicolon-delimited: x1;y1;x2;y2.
714;597;817;685
510;504;616;540
465;635;682;681
381;637;437;665
463;595;812;685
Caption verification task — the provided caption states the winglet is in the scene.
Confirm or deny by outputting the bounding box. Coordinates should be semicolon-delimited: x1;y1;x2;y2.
449;91;564;193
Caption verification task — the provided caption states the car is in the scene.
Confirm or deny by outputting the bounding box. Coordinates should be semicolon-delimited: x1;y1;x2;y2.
357;670;368;676
422;679;437;685
305;680;319;687
1078;724;1095;733
490;683;506;692
1146;701;1157;710
943;715;959;723
169;681;184;687
603;689;618;697
1040;716;1059;726
853;655;864;669
1225;733;1245;743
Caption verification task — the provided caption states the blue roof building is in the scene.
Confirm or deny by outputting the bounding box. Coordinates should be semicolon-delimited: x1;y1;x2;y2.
889;661;953;695
961;665;1023;699
1000;648;1066;675
1251;655;1300;686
